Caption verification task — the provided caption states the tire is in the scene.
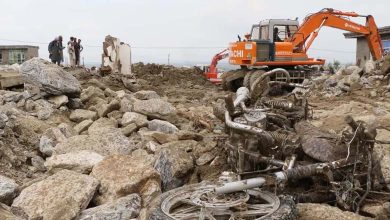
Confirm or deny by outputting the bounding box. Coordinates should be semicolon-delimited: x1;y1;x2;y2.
249;70;266;91
148;183;297;220
243;70;256;88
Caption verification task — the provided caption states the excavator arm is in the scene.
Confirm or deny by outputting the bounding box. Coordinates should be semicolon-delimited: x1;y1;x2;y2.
291;8;383;60
205;48;229;83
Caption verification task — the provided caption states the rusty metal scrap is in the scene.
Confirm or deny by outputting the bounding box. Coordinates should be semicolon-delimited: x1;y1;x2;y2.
215;86;387;213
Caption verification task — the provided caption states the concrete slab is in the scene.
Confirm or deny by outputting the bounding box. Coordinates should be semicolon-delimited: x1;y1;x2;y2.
0;72;24;89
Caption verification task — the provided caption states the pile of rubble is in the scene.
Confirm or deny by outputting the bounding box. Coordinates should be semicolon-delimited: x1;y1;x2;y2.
309;55;390;98
1;55;390;219
0;58;226;219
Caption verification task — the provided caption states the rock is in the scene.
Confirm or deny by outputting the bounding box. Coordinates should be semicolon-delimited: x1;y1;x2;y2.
154;142;194;191
69;109;97;122
0;203;22;220
88;78;107;90
73;119;93;134
0;113;9;129
78;194;141;220
57;123;76;138
134;90;160;100
115;90;126;99
146;141;161;153
35;99;54;120
148;119;179;134
346;71;362;90
39;127;67;157
381;55;390;75
138;130;178;144
370;90;378;98
0;175;19;205
98;99;120;117
14;116;51;148
31;156;46;172
342;65;360;75
120;97;133;113
90;155;161;205
177;131;204;141
54;130;134;156
88;117;118;135
11;170;98;220
132;149;156;166
121;123;138;136
121;112;148;127
45;150;104;174
80;86;105;103
20;58;81;97
67;98;83;109
47;95;68;108
107;110;123;120
323;77;337;88
196;152;215;165
104;88;117;98
364;59;375;74
133;99;176;120
297;203;369;220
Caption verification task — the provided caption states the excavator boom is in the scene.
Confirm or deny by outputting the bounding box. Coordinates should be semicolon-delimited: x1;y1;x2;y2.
291;8;383;60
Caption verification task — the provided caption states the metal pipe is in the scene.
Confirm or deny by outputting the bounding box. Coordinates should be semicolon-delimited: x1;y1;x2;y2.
225;111;274;144
288;155;297;170
214;177;266;194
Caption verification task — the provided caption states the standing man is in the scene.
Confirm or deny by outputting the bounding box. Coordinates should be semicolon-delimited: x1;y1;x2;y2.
58;36;65;64
67;37;76;67
74;39;83;67
48;37;62;65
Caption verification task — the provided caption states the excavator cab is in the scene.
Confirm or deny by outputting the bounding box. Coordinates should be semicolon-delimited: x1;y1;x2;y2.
249;20;299;43
230;19;307;66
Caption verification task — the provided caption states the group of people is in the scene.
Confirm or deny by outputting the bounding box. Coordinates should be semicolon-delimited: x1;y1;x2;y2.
48;35;83;67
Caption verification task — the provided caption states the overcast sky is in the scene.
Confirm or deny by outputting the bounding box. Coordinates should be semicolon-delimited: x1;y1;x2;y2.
0;0;388;66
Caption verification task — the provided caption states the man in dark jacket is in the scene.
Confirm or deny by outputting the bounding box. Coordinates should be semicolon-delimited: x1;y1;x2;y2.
48;36;64;65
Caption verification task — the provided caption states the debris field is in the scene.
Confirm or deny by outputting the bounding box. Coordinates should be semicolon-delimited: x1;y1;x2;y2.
0;54;390;220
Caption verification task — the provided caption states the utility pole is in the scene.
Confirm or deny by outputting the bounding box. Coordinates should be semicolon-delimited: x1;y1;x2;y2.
168;53;170;65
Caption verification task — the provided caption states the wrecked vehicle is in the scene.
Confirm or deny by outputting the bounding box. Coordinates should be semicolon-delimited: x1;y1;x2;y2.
149;84;388;219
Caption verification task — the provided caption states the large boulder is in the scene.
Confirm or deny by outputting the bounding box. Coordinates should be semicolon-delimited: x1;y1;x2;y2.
87;117;118;135
0;175;19;205
11;170;98;220
78;194;141;220
53;130;134;156
154;141;195;191
133;99;176;120
148;119;179;134
90;155;161;205
20;58;81;97
121;112;148;128
44;150;104;174
69;109;98;122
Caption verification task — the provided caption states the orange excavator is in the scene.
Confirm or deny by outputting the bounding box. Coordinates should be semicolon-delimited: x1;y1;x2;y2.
206;8;384;94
